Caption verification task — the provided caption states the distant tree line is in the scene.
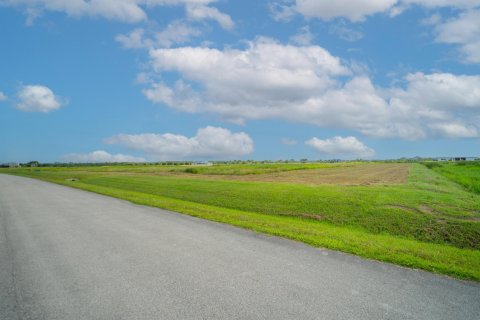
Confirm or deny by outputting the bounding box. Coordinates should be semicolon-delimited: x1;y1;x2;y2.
1;156;478;168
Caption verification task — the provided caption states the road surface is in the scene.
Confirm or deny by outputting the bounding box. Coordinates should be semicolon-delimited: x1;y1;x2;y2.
1;174;479;320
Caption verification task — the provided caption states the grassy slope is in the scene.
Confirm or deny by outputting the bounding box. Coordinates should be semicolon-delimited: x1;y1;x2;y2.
426;161;480;194
2;163;479;280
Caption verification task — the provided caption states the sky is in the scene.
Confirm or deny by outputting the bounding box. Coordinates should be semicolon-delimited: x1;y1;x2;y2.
0;0;480;163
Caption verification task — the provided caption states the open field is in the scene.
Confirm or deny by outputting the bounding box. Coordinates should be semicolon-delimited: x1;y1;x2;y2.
2;162;480;280
203;163;410;185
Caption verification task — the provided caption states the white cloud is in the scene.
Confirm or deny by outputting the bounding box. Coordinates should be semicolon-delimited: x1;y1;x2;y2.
270;1;296;22
16;85;65;113
146;38;349;118
155;21;202;47
105;126;254;160
306;136;375;158
402;0;480;9
0;91;7;101
392;72;480;111
186;4;234;30
1;0;147;23
1;0;232;26
116;22;201;49
433;10;480;63
61;150;146;163
428;123;479;138
141;39;480;139
277;0;480;22
274;1;480;65
115;28;149;49
273;1;480;63
294;0;397;22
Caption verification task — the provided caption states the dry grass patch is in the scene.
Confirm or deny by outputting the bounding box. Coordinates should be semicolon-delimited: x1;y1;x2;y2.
205;163;410;185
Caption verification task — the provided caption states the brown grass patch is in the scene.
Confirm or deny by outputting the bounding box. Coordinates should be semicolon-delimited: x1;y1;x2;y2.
203;163;411;186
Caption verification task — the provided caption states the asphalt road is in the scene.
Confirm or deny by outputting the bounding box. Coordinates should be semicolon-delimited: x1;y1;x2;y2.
1;174;479;320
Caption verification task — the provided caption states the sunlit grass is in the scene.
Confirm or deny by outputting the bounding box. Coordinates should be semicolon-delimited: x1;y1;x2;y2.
424;161;480;194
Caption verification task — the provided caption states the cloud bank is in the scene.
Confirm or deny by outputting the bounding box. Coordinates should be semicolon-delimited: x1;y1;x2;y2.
105;126;254;160
61;150;146;163
141;38;480;139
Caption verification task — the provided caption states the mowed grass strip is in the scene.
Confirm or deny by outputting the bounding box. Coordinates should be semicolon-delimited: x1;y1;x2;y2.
3;163;480;280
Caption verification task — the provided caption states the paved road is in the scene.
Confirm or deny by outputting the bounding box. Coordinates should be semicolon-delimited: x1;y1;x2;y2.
1;174;479;320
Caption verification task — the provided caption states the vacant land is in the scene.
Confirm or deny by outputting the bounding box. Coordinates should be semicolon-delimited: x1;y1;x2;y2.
2;162;480;280
205;163;410;185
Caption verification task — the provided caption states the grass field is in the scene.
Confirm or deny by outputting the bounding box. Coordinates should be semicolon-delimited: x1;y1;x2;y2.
2;162;480;280
424;161;480;194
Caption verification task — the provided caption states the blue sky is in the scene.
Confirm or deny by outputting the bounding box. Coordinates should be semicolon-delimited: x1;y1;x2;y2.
1;0;479;162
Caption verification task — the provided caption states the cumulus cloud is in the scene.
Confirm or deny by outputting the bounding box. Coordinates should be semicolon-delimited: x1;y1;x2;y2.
1;0;232;26
61;150;146;163
306;136;375;158
16;85;65;113
145;37;349;121
391;72;480;110
433;10;480;63
105;126;254;160
141;38;480;139
0;91;7;101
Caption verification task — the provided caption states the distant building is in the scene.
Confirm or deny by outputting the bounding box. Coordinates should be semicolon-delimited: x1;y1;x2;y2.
26;161;40;167
191;161;213;166
8;162;20;168
432;157;478;162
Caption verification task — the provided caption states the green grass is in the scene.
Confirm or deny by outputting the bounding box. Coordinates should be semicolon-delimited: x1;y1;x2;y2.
2;162;480;281
172;162;348;175
424;161;480;194
25;162;350;175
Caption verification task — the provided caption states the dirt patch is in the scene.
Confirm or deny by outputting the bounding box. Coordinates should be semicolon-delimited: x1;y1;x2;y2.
203;163;411;186
419;205;437;214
